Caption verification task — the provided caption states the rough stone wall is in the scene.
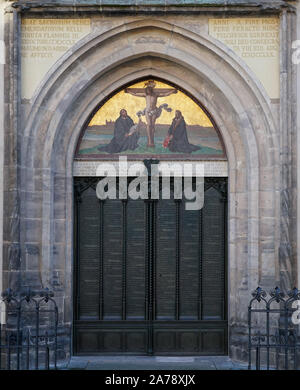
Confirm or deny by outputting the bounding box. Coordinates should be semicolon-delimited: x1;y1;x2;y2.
0;1;5;304
1;0;298;363
296;0;300;298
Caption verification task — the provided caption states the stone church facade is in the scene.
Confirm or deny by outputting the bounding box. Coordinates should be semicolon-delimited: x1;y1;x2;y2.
0;0;300;365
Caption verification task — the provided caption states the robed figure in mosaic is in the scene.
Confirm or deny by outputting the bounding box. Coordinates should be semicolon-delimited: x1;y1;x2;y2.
166;110;200;153
97;109;140;153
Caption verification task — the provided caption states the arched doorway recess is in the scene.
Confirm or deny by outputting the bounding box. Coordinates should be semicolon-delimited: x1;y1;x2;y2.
73;77;228;354
20;20;279;359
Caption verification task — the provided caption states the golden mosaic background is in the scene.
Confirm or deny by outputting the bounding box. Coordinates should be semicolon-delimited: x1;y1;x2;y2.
89;80;213;127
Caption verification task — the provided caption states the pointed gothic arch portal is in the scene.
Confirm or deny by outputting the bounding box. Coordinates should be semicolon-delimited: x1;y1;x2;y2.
73;78;228;355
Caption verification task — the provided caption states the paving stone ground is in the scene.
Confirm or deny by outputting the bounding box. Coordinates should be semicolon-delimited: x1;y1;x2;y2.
63;356;250;370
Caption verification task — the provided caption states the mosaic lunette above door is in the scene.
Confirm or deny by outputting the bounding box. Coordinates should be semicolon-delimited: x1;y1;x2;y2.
76;80;226;160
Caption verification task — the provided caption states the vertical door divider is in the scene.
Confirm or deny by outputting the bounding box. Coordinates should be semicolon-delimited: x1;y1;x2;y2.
147;200;154;355
175;199;181;321
122;200;128;321
99;200;104;321
198;204;203;321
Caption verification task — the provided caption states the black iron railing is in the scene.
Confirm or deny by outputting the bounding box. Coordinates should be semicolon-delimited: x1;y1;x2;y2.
0;288;59;370
248;286;300;370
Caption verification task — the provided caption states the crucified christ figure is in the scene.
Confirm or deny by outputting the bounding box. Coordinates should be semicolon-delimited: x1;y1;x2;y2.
125;80;177;148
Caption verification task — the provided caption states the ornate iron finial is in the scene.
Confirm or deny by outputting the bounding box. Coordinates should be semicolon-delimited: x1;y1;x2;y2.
1;288;15;302
40;288;54;303
251;287;267;302
288;287;300;300
270;286;285;302
21;287;33;302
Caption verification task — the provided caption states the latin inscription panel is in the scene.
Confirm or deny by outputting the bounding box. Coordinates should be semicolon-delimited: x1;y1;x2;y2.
21;18;91;99
209;18;279;99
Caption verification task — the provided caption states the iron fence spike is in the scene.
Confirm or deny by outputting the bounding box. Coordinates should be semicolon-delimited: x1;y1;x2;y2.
0;288;59;370
249;286;299;370
251;286;267;302
288;287;300;300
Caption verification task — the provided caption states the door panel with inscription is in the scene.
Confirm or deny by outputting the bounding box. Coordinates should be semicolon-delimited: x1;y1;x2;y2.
73;177;227;355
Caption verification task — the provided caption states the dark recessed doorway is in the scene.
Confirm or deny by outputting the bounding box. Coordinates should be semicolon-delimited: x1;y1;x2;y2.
73;177;227;355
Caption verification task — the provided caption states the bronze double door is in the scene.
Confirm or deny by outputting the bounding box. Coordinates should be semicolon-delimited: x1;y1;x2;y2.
73;177;227;355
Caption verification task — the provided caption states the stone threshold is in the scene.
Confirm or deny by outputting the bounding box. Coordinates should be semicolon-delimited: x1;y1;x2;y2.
62;355;251;370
